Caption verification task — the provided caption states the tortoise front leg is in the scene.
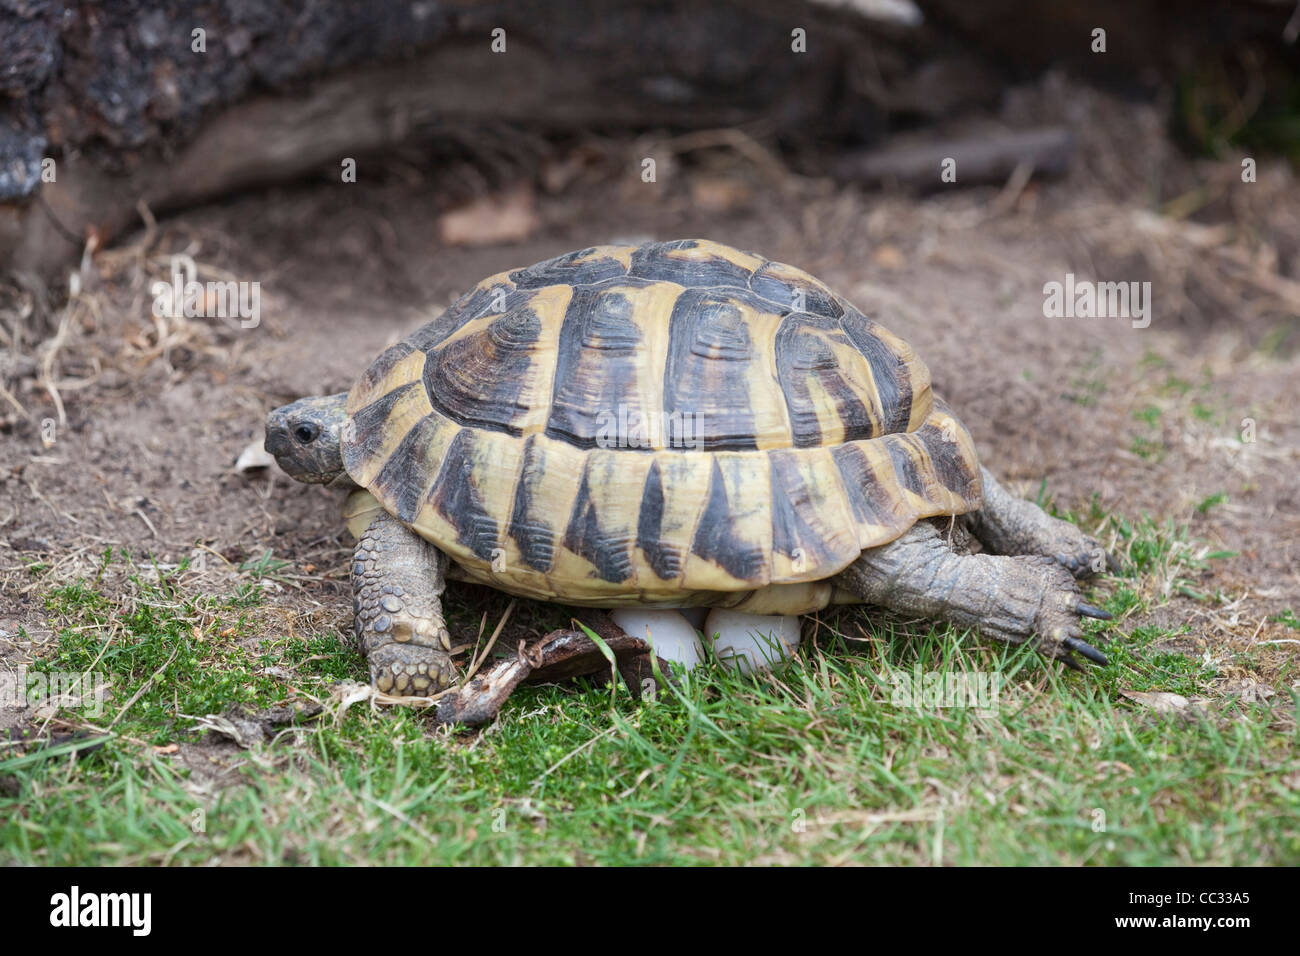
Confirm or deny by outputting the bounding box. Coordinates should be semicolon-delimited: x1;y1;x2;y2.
966;466;1115;579
834;521;1112;668
352;511;456;695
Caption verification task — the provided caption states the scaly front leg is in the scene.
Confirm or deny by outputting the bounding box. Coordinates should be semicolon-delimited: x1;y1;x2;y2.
352;511;456;695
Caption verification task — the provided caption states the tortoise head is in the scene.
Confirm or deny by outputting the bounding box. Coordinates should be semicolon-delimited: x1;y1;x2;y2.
264;393;355;486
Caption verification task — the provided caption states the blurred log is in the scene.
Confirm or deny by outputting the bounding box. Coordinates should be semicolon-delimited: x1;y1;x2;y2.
5;36;833;273
5;0;1296;277
1;0;929;275
833;125;1074;188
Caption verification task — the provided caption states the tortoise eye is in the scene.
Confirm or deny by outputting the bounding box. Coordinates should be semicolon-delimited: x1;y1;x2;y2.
294;423;320;444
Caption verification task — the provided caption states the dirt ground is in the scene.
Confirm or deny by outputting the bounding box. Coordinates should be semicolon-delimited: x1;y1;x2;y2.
2;76;1298;725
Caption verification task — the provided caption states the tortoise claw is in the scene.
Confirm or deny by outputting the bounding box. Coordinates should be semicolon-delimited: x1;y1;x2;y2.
1054;553;1082;575
1063;636;1109;666
1076;602;1112;621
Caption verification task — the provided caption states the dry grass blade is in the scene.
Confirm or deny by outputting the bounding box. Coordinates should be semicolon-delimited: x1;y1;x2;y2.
462;599;516;684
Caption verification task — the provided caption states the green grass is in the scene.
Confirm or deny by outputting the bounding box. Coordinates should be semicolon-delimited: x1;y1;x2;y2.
1129;436;1166;462
1133;405;1162;429
1195;491;1229;515
2;533;1297;866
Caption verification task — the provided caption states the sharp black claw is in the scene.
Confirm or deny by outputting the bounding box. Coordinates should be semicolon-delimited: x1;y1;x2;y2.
1063;636;1109;666
1106;553;1122;575
1060;652;1084;672
1076;602;1113;621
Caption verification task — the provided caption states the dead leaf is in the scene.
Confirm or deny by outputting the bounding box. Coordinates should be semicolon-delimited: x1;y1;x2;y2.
235;440;275;473
192;703;322;748
192;714;267;748
689;175;753;213
330;681;376;723
438;185;539;246
872;244;907;270
1119;689;1206;714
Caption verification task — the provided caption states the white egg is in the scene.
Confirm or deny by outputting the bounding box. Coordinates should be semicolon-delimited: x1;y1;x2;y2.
704;610;802;675
609;608;705;670
675;607;710;630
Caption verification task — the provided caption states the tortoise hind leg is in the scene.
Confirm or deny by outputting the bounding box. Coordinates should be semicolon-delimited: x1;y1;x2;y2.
352;511;456;695
833;522;1111;668
966;466;1115;579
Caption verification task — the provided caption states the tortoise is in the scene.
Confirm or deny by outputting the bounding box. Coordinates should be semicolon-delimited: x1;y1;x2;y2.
264;239;1113;701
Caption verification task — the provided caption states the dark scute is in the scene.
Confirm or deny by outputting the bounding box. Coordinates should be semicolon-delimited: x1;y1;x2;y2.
510;247;629;288
426;429;500;562
690;459;768;581
830;443;891;527
917;419;978;499
577;294;642;350
839;306;912;433
423;303;542;435
546;286;649;448
371;414;440;524
354;342;415;398
886;439;925;495
662;289;760;451
775;313;876;448
408;280;517;352
344;382;420;471
769;449;828;563
562;469;635;583
636;459;682;580
507;435;558;572
749;264;843;318
689;301;749;358
629;240;753;290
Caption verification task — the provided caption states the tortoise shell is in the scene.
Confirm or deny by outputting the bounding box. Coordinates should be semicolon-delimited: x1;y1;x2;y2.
342;239;982;611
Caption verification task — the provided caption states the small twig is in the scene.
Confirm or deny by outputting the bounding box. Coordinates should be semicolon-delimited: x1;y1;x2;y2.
108;646;179;730
0;382;26;417
38;303;76;428
133;508;160;539
653;127;789;183
27;478;80;525
985;159;1035;219
462;599;516;684
193;543;237;571
466;610;489;675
